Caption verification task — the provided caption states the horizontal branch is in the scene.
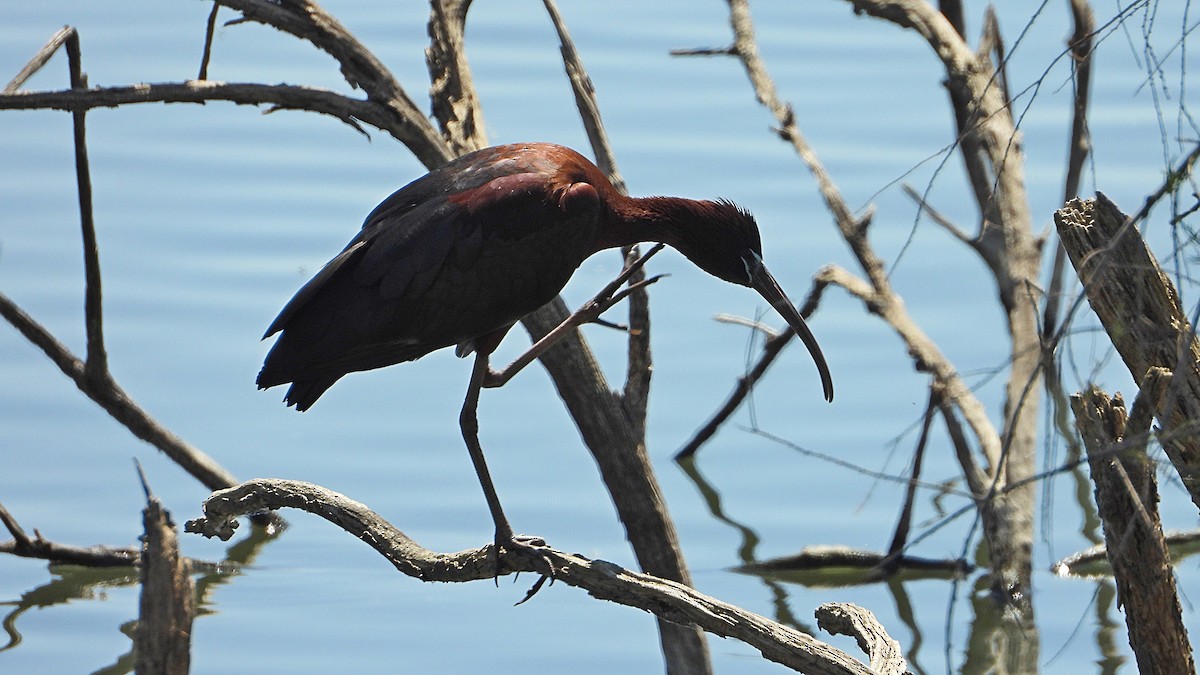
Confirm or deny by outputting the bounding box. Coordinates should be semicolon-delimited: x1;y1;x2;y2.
186;478;889;675
0;500;139;567
0;80;409;139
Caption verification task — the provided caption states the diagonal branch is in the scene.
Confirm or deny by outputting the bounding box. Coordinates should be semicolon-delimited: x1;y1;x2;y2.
0;292;241;492
815;265;1001;478
540;0;652;427
0;29;253;499
676;0;1004;481
217;0;451;166
675;277;831;459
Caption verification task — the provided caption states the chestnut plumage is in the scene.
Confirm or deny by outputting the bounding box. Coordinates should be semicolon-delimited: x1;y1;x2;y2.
258;142;833;408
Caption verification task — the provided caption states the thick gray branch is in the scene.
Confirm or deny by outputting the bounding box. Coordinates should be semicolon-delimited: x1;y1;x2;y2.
1055;194;1200;509
186;478;886;675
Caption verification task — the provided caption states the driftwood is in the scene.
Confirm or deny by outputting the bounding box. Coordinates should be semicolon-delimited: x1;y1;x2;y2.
1070;385;1194;674
134;473;195;675
1054;192;1200;510
186;478;904;675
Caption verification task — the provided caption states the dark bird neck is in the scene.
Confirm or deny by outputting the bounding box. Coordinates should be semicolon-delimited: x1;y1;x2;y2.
594;196;712;252
591;195;761;288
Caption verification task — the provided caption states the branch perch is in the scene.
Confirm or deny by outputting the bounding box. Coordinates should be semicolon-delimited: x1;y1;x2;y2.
185;478;892;675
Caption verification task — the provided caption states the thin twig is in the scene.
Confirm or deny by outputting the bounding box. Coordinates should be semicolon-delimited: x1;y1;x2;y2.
63;30;109;384
1042;0;1095;341
712;314;782;338
901;183;974;247
881;385;939;574
198;2;221;80
4;27;75;93
675;278;829;459
485;245;665;388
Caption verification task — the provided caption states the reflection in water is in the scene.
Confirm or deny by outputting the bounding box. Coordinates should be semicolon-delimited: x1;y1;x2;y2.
679;444;1099;673
960;574;1039;675
0;521;280;672
675;456;809;633
1;565;139;653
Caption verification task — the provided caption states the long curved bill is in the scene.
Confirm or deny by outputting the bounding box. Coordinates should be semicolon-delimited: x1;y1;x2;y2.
746;253;834;402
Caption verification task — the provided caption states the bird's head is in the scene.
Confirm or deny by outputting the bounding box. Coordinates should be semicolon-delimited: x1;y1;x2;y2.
659;198;835;402
659;199;764;286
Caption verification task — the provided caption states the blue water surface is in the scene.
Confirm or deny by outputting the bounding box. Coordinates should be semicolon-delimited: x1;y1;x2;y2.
2;1;1197;673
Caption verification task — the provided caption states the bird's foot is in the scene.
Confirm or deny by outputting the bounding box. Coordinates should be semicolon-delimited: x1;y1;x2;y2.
493;533;556;605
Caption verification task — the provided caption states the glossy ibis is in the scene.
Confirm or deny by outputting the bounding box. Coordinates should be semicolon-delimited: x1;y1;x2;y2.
258;142;833;573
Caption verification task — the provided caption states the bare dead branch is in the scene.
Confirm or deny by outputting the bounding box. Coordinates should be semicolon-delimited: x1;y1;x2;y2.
215;0;451;166
427;0;487;155
815;603;907;675
542;0;624;192
198;2;221;81
186;478;887;675
675;277;831;460
816;264;1002;474
0;502;33;549
1055;193;1200;509
421;2;710;669
0;292;242;493
1042;0;1096;341
1070;383;1195;674
0;500;140;567
669;0;862;457
901;183;974;247
61;31;110;385
881;385;939;574
937;389;988;496
540;0;654;429
711;314;782;338
134;481;194;674
484;244;664;388
0;81;402;142
4;27;76;93
842;2;1043;618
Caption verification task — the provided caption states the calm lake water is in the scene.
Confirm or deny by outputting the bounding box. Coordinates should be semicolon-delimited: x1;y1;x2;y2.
2;1;1197;673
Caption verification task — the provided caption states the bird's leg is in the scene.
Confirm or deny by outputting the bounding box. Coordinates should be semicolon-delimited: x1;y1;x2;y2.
460;351;555;590
483;243;667;388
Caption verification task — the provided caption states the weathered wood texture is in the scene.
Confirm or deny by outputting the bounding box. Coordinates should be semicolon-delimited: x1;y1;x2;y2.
1070;385;1194;675
1054;193;1200;510
135;494;195;675
187;479;893;675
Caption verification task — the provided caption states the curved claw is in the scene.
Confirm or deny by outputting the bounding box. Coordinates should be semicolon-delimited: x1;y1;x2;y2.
514;573;551;606
494;534;556;602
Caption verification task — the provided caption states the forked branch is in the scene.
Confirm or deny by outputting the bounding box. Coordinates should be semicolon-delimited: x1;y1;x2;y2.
0;29;247;496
